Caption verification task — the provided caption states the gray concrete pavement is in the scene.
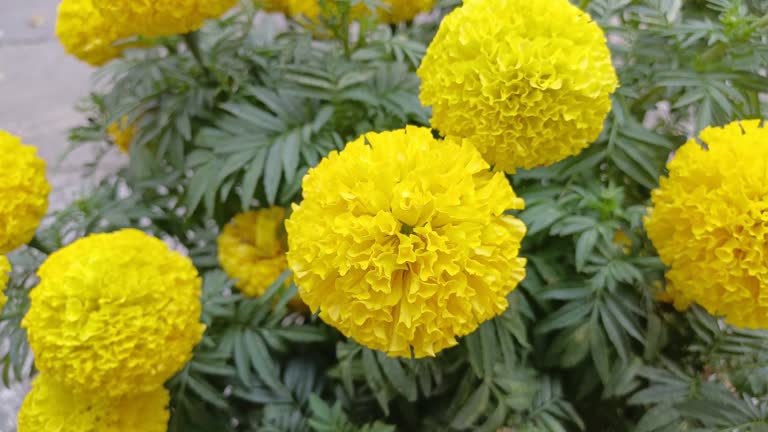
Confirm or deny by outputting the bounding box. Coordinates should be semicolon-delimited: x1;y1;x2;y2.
1;1;121;429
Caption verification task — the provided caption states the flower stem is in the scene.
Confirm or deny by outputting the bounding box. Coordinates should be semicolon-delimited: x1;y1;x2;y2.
749;13;768;32
183;32;213;81
28;236;53;255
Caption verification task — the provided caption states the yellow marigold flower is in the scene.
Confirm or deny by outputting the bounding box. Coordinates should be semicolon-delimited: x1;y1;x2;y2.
613;230;632;254
262;0;319;17
286;126;527;358
377;0;437;24
56;0;133;66
0;130;50;255
92;0;237;38
417;0;618;172
23;229;205;397
645;119;768;329
262;0;434;24
218;208;291;298
108;116;137;154
18;375;169;432
263;0;364;26
0;256;9;312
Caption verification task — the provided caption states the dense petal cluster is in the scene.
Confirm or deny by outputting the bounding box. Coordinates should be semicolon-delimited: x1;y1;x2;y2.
108;117;137;154
23;229;205;397
0;131;50;254
56;0;132;66
417;0;618;172
18;375;169;432
645;120;768;329
262;0;435;24
92;0;237;37
286;126;527;357
0;256;9;312
218;208;290;298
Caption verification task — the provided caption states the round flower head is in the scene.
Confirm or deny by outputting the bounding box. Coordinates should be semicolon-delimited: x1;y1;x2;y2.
263;0;364;25
262;0;320;17
417;0;618;172
56;0;133;66
92;0;237;38
0;256;10;312
218;208;291;298
377;0;437;24
645;120;768;329
18;375;169;432
286;126;527;358
108;116;136;154
262;0;433;24
0;130;51;254
23;229;205;397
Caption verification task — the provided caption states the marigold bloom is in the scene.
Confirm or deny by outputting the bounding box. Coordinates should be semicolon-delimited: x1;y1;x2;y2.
377;0;436;24
286;126;527;357
0;256;9;312
262;0;435;24
0;131;50;254
23;229;205;397
108;117;136;153
56;0;133;66
92;0;237;37
262;0;321;18
418;0;618;172
18;375;169;432
218;208;291;298
645;120;768;329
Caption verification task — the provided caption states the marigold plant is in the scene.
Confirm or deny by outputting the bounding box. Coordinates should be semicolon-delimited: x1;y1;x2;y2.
3;1;768;431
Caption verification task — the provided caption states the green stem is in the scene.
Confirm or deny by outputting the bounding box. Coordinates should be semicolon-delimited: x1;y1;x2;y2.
700;43;727;64
700;13;768;64
0;312;23;320
27;236;53;255
749;13;768;32
183;32;213;81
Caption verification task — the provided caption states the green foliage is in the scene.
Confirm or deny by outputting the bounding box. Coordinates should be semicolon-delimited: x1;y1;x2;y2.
3;0;768;430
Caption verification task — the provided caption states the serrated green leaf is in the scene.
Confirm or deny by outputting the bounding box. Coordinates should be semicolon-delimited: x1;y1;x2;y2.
264;142;283;205
451;382;490;429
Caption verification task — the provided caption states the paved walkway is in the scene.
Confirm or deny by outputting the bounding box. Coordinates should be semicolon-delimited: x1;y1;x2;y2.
0;1;112;429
